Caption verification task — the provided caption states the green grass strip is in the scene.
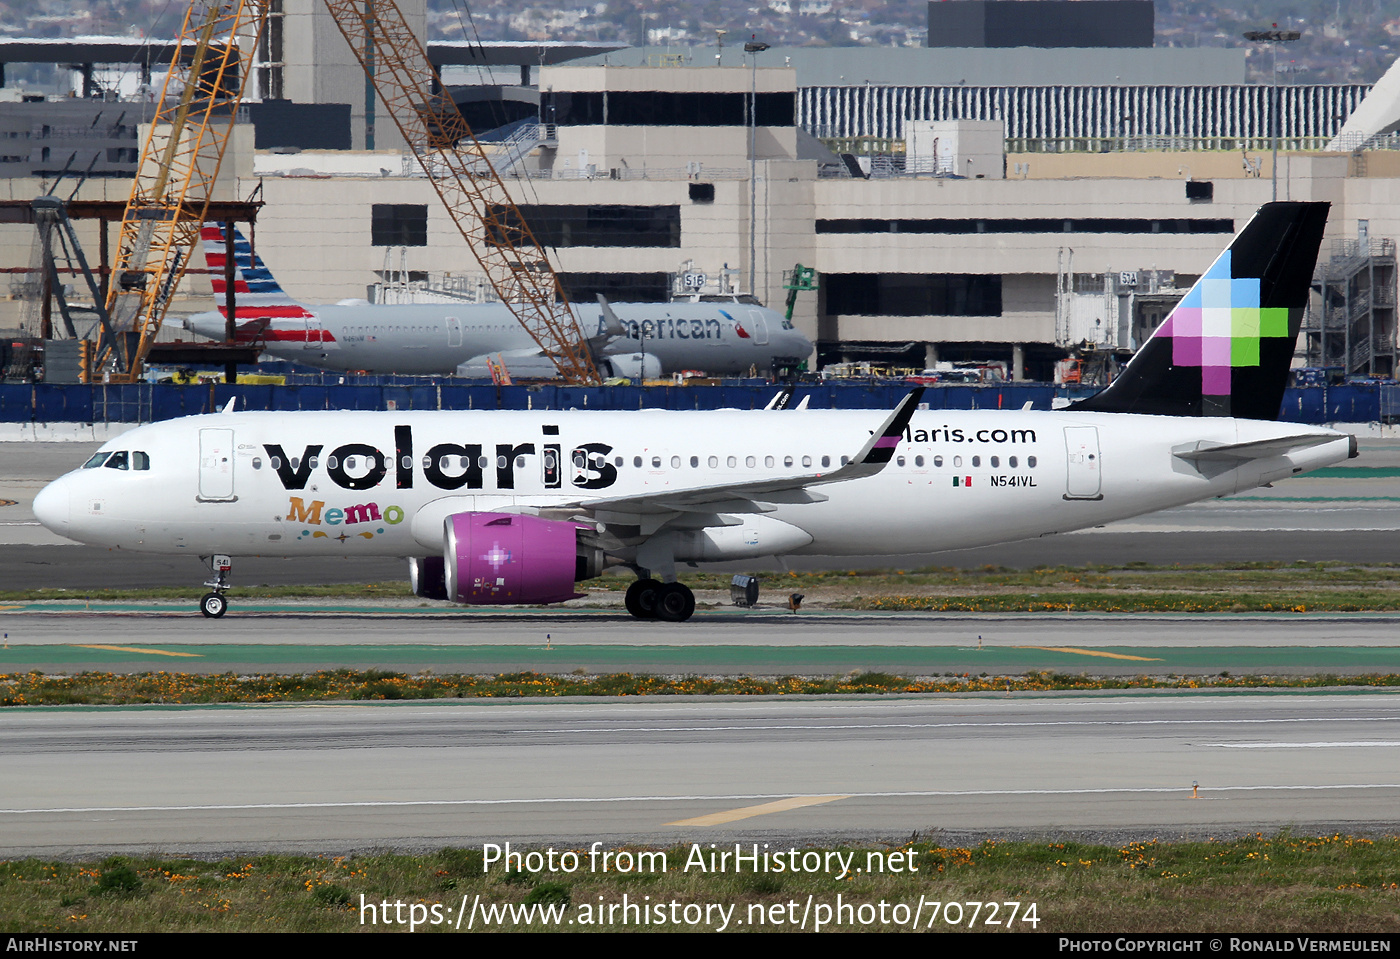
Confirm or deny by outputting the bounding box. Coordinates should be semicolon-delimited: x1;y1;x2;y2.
3;669;1400;707
4;834;1399;932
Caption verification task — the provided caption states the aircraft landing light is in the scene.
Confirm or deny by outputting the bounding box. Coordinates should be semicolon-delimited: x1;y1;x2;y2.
665;795;849;827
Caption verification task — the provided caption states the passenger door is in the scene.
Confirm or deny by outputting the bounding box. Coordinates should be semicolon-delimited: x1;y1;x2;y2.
1063;426;1102;500
198;428;237;502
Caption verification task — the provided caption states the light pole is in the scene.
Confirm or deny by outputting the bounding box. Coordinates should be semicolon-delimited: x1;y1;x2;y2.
1244;28;1300;202
745;39;769;296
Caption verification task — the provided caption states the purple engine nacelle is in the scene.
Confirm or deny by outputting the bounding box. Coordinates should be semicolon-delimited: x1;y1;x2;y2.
443;512;593;605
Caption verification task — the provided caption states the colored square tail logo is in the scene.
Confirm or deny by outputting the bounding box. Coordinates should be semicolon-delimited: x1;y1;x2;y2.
1157;250;1290;402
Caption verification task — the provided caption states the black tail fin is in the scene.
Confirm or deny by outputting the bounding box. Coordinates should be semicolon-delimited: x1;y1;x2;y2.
1069;201;1329;420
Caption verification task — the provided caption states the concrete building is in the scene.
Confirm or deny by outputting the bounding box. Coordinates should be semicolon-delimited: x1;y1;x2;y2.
157;58;1398;382
1;8;1396;381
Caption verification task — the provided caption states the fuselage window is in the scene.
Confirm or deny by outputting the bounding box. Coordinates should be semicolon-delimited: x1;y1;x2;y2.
401;456;412;470
498;455;508;469
82;452;111;469
1028;456;1038;468
727;456;737;468
764;456;774;468
745;455;756;468
1009;456;1017;468
840;455;849;466
252;457;262;470
897;456;905;467
290;457;300;470
708;455;718;468
915;455;925;467
614;456;623;468
671;456;681;469
953;456;962;468
784;455;793;467
516;456;527;469
821;455;830;468
271;456;283;470
652;456;662;468
971;456;981;468
690;456;699;468
327;456;340;470
307;455;319;469
478;456;490;469
934;455;943;467
104;451;129;470
634;456;643;468
802;455;812;467
990;456;999;468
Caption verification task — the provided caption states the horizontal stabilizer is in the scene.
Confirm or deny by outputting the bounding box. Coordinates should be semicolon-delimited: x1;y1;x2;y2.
1172;434;1339;463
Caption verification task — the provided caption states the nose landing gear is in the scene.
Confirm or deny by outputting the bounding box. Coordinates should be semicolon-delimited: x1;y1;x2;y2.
200;554;232;618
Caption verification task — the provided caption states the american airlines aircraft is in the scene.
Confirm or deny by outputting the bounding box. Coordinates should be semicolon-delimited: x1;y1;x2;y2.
181;225;812;378
37;203;1350;622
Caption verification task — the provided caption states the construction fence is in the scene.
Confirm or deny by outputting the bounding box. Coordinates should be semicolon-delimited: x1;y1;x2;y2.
0;382;1393;425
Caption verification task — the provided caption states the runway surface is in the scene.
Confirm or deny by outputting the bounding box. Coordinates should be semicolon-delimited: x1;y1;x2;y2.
2;605;1400;675
4;442;1400;857
2;692;1397;856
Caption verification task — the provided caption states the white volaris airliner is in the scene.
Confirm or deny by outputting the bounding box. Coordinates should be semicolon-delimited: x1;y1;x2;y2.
181;225;812;378
37;202;1351;622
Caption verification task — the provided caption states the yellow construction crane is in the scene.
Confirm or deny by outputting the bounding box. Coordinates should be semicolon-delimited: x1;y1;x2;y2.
95;0;266;381
95;0;600;385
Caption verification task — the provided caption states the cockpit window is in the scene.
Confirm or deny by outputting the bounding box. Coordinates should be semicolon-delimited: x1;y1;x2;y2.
82;452;111;469
132;451;150;471
104;451;129;470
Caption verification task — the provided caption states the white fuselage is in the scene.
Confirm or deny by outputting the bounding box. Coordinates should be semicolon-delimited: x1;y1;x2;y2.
34;408;1353;562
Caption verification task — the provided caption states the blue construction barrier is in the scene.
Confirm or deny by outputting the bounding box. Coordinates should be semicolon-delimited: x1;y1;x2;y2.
0;381;1384;425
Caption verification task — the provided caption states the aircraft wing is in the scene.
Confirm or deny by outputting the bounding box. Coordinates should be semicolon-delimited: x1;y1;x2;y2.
588;294;626;351
563;389;923;523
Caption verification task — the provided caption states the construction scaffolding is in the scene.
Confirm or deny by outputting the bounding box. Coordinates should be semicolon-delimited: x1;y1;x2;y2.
1305;235;1398;376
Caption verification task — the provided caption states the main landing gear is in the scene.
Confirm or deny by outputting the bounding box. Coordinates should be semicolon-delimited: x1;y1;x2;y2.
625;577;695;622
200;554;232;618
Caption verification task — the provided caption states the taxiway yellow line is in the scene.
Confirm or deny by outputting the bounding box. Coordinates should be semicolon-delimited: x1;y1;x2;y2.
1018;646;1163;662
71;644;202;658
666;795;849;827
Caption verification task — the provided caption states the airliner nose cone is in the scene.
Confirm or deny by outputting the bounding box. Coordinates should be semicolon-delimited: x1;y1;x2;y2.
32;480;69;532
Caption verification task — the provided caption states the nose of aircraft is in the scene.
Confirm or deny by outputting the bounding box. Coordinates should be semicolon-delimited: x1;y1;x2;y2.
32;478;70;533
786;325;815;366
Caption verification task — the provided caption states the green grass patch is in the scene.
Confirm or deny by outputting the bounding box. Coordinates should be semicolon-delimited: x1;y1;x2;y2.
3;835;1397;932
2;669;1399;707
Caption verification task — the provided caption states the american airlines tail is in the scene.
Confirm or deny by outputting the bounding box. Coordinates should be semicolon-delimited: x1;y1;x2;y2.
1070;201;1329;420
200;223;314;323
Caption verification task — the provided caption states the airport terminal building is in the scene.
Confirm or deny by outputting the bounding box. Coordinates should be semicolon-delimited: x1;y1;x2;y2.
1;0;1398;381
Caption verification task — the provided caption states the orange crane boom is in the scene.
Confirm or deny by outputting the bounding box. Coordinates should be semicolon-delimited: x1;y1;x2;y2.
322;0;600;384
